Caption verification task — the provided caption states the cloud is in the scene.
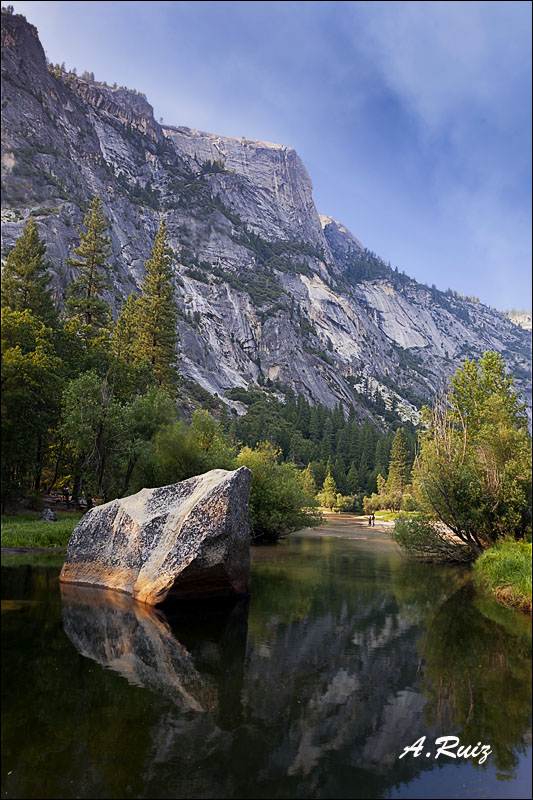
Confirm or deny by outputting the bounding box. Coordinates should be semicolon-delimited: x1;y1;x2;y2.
352;1;531;134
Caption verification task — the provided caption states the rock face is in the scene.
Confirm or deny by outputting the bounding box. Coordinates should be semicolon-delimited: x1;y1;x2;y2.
59;467;252;605
1;10;531;421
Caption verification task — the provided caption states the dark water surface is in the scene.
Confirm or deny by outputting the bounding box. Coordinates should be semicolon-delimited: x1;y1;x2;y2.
2;517;531;799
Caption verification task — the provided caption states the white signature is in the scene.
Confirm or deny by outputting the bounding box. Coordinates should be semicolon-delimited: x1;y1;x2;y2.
399;736;492;764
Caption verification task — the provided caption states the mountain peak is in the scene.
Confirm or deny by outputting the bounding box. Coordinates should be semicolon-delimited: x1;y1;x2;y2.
319;215;364;254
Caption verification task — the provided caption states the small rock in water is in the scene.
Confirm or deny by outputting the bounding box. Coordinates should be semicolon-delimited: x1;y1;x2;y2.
39;508;58;522
60;467;252;605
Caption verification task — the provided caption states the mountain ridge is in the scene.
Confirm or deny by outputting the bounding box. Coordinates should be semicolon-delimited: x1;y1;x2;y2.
1;9;531;422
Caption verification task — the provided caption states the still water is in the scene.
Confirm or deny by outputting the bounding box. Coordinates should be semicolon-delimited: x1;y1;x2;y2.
1;517;531;799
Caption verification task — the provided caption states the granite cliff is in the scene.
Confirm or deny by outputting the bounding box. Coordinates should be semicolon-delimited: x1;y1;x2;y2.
1;10;531;421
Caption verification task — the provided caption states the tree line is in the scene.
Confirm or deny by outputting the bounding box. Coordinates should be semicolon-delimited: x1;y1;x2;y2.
3;201;529;550
0;203;322;539
222;388;417;511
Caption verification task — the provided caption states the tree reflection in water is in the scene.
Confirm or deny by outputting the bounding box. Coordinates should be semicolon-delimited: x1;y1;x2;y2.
417;582;531;780
2;537;531;799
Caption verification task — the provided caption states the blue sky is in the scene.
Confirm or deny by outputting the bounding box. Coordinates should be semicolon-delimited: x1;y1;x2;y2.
12;1;532;311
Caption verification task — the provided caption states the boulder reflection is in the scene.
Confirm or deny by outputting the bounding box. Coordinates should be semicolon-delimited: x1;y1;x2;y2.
60;584;249;716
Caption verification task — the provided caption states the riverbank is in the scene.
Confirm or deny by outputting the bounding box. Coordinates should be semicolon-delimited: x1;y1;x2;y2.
1;512;82;549
473;540;532;614
320;511;395;532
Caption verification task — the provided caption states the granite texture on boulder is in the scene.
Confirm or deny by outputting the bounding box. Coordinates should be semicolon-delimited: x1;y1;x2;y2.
39;508;57;521
59;467;252;605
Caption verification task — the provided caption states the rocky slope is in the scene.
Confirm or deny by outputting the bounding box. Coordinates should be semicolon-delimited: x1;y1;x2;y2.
1;10;531;422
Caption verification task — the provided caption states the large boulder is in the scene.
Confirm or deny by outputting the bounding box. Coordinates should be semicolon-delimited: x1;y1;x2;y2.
59;467;252;605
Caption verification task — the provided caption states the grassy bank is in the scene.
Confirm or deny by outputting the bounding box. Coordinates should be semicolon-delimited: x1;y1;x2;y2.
374;511;421;522
473;540;532;614
1;512;82;549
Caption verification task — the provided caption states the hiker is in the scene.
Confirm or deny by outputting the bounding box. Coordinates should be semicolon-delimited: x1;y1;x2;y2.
62;485;70;505
368;515;372;526
371;514;375;527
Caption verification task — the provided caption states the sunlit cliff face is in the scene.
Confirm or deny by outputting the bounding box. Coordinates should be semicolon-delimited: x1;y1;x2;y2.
2;11;531;422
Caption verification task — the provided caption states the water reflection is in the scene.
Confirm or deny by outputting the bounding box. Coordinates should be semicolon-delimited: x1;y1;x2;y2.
2;535;531;799
60;584;249;716
418;583;532;780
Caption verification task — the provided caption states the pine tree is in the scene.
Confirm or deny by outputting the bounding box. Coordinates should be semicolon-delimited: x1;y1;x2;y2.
360;422;376;469
218;403;230;432
336;424;350;458
347;461;359;493
309;459;326;490
349;422;360;462
374;436;390;475
332;455;347;494
386;428;411;495
66;197;112;328
113;292;139;364
320;472;337;509
1;219;57;325
309;406;321;443
300;464;317;496
320;418;333;460
136;220;179;389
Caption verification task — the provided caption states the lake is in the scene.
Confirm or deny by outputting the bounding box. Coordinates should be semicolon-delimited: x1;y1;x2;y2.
1;515;531;799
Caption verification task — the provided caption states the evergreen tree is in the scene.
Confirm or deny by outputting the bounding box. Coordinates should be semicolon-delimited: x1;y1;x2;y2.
1;219;57;325
218;403;230;432
296;395;310;437
320;472;337;509
113;292;139;364
349;422;360;462
309;406;321;443
374;436;390;476
136;220;179;390
360;422;376;469
347;461;359;493
309;459;326;490
358;453;369;491
332;455;347;494
336;424;350;459
1;308;62;498
66;197;112;328
386;427;411;494
332;401;344;431
320;418;333;460
301;463;317;496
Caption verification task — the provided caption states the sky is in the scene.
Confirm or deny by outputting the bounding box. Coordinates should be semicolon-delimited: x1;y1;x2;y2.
11;0;533;311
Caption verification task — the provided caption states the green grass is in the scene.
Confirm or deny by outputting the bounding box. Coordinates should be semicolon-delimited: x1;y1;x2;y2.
374;510;421;522
1;512;83;549
473;540;532;613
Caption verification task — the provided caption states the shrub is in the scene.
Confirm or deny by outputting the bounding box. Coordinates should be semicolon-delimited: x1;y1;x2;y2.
237;442;321;541
400;493;420;512
391;514;476;562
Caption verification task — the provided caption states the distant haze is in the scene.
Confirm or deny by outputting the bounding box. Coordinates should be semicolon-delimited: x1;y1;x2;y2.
11;0;532;311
